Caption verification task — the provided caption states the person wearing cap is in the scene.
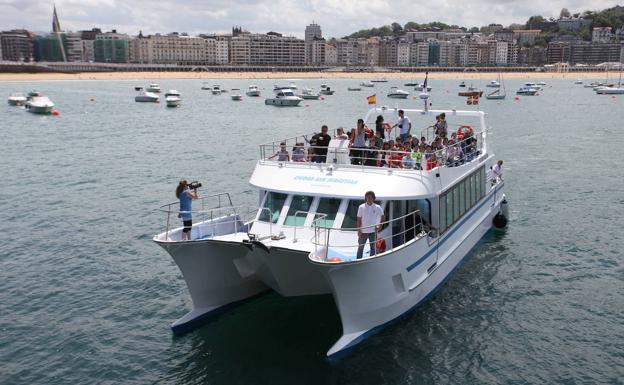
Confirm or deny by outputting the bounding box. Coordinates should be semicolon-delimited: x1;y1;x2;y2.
176;180;199;241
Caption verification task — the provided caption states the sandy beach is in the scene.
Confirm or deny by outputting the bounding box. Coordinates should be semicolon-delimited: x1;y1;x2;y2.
0;71;609;82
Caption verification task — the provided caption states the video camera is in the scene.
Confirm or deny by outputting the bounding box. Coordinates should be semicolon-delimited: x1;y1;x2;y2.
188;181;202;190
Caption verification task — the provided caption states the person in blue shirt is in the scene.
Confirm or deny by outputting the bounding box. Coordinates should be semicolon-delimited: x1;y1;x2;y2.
176;180;198;240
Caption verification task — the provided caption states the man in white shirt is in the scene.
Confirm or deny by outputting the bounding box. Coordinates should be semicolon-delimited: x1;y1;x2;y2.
392;109;411;143
356;191;385;259
492;160;503;183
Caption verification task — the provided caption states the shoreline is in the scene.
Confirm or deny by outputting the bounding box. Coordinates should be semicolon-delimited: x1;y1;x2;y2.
0;71;609;82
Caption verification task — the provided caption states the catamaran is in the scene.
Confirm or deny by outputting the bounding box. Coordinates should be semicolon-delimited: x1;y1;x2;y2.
153;104;509;357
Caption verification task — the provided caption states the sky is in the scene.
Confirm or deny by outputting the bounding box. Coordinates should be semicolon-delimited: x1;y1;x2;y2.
0;0;622;38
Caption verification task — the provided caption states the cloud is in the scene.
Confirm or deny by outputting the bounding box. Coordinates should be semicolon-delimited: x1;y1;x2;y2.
0;0;621;37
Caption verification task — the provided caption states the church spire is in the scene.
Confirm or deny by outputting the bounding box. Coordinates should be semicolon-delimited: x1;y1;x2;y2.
52;4;62;33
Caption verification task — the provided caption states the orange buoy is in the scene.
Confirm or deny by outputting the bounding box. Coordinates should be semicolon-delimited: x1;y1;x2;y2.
327;257;343;263
514;96;520;101
51;110;60;116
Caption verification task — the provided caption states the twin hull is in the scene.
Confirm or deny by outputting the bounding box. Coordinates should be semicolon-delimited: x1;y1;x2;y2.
155;184;505;355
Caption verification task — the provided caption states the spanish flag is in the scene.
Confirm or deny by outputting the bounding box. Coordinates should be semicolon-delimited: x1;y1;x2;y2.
367;94;376;105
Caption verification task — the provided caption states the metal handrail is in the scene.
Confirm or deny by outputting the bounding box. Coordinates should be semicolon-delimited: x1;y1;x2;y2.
311;209;425;261
260;132;483;172
291;211;327;243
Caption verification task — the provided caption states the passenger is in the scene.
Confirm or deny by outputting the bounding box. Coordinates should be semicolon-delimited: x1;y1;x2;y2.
356;191;385;259
310;125;331;163
269;142;290;161
435;112;448;138
446;140;463;167
426;151;439;171
176;180;199;241
389;144;404;168
375;115;385;138
292;143;307;162
392;109;412;143
335;127;349;140
411;145;423;170
383;122;393;142
491;160;503;183
402;147;415;169
366;131;384;166
350;118;367;165
380;142;391;167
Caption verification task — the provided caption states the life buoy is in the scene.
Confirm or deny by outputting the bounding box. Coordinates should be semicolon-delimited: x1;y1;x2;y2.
365;127;374;138
376;238;386;253
457;125;473;140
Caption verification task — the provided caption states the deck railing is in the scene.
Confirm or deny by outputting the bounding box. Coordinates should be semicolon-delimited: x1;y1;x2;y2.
311;209;426;262
259;128;484;172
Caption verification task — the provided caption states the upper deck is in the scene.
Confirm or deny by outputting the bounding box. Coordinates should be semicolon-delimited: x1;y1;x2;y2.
251;107;492;199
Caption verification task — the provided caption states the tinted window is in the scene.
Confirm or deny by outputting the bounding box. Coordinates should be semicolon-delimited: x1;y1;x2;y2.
314;198;341;228
258;192;287;223
284;195;314;226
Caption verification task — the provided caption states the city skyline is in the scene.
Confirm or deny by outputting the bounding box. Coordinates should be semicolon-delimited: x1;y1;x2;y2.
1;0;623;38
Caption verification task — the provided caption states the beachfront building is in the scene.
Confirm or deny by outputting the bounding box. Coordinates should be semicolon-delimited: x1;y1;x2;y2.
65;32;83;62
569;42;623;64
547;41;571;64
324;43;337;65
205;36;229;65
305;23;322;41
305;37;326;65
592;27;613;43
228;32;304;66
513;30;541;46
33;34;67;61
0;29;34;62
94;30;130;63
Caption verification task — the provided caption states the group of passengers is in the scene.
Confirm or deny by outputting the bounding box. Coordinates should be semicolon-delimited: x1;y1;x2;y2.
270;110;480;170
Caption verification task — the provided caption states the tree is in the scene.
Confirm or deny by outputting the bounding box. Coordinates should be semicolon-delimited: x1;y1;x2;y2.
391;22;403;36
468;27;479;33
560;8;571;18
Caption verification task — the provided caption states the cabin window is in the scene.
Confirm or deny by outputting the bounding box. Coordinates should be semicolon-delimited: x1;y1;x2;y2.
438;166;486;234
341;200;360;230
284;195;314;226
258;192;287;223
459;180;466;214
314;198;341;228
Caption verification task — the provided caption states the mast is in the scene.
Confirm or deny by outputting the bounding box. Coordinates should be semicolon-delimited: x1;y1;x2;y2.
52;4;67;62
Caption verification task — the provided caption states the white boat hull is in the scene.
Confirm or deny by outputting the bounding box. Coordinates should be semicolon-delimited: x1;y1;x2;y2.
265;98;302;106
154;215;268;332
486;94;506;100
166;97;181;107
387;93;409;99
8;97;26;106
246;91;261;97
135;96;159;102
595;87;624;94
315;184;506;357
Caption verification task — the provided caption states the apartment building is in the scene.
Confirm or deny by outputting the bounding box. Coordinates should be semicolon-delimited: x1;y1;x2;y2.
569;42;622;64
95;31;130;63
592;27;613;43
0;29;34;61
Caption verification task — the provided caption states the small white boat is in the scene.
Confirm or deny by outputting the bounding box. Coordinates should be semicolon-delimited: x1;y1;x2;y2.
387;87;409;99
135;91;160;103
134;86;143;91
25;92;54;114
231;89;243;101
516;87;538;96
371;78;388;83
360;82;374;87
146;83;161;93
485;90;506;100
288;82;298;90
574;80;583;85
320;84;335;95
164;90;181;107
8;92;27;106
524;82;542;90
486;80;500;88
537;81;546;86
265;89;303;106
414;83;432;92
246;85;261;97
595;86;624;94
212;85;222;95
299;88;321;100
348;87;362;91
201;82;212;90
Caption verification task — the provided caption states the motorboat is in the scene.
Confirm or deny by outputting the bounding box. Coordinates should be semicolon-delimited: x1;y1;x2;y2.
274;85;293;91
584;82;603;88
289;82;298;90
153;105;509;358
371;78;388;82
264;89;303;106
523;82;542;90
458;87;483;97
246;85;261;97
414;83;432;92
298;88;321;100
516;87;538;95
404;81;418;86
231;89;243;101
134;86;143;91
537;81;546;86
360;82;375;87
164;90;181;107
387;87;409;99
486;80;500;88
595;86;624;94
574;80;583;85
25;92;54;114
212;85;222;95
8;92;26;106
459;81;466;87
201;82;212;90
320;84;335;95
146;83;161;93
347;87;362;91
135;91;160;102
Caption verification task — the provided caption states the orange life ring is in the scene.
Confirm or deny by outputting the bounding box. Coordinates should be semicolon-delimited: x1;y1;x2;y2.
376;238;386;253
365;127;374;138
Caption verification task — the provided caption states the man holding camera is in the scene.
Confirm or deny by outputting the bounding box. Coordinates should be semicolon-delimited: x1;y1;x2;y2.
175;180;200;241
